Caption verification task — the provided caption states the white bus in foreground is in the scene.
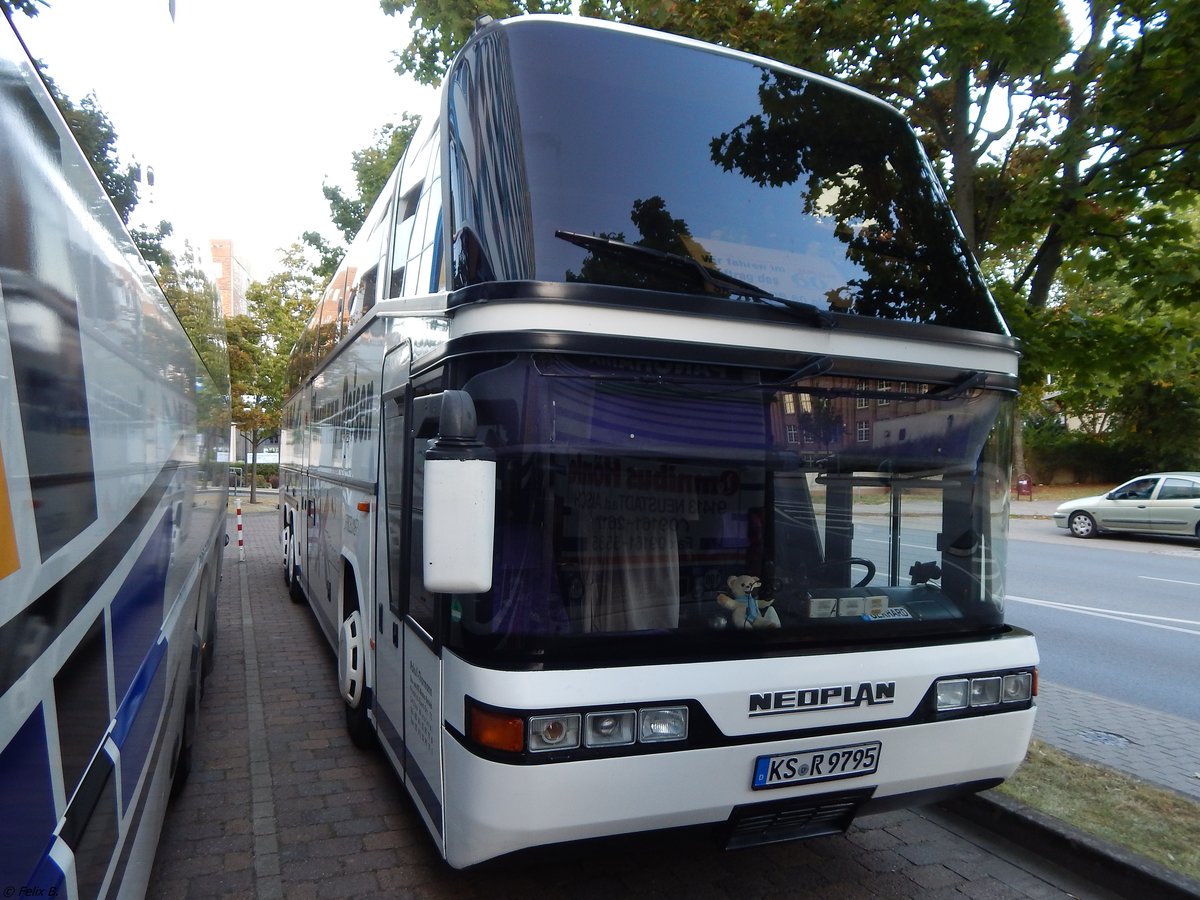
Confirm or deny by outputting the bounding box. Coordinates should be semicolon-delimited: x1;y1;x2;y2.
280;15;1037;869
0;15;230;897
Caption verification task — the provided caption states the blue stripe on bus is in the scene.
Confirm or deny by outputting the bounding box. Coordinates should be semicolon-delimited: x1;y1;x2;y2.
111;512;173;704
403;746;444;838
376;704;444;837
25;847;66;898
112;636;168;811
0;706;57;888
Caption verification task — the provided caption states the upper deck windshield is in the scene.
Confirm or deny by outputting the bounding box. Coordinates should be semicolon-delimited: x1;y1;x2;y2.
443;356;1013;664
447;19;1006;333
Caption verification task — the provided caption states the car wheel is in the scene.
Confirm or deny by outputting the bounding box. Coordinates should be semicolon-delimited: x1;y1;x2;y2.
1068;511;1097;538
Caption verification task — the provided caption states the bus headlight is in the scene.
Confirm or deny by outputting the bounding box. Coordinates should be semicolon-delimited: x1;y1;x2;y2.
639;706;688;742
935;679;969;711
585;710;636;747
934;669;1036;715
969;677;1002;707
1003;672;1033;702
529;714;580;751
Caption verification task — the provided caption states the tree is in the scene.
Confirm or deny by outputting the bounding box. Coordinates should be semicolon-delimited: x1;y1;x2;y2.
159;243;233;490
228;245;321;501
380;0;572;86
300;230;344;283
41;76;141;223
323;114;422;243
132;219;174;269
9;8;146;226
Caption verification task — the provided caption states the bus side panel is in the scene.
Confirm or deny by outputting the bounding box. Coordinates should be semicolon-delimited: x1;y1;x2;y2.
0;16;230;897
296;319;387;644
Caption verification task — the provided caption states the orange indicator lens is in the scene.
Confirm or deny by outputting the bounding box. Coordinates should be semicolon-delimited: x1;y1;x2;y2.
468;705;524;753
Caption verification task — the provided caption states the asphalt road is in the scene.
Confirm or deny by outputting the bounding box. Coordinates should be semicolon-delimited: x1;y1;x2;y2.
1005;518;1200;723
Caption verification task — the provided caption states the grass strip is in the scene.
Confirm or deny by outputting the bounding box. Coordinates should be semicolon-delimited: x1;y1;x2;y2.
998;740;1200;882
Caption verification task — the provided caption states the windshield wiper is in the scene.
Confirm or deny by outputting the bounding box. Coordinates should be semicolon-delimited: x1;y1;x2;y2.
555;229;835;329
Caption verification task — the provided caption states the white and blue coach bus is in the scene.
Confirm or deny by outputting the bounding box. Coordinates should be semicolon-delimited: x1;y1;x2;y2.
0;15;230;898
280;15;1038;869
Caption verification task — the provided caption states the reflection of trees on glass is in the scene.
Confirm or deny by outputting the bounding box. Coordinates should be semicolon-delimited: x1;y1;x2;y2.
796;397;845;448
709;70;987;327
564;196;717;293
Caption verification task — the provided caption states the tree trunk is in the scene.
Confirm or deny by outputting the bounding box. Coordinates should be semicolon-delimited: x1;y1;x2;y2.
249;428;259;505
950;64;977;252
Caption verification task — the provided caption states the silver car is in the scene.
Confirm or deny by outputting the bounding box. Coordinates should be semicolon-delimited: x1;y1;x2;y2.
1053;472;1200;541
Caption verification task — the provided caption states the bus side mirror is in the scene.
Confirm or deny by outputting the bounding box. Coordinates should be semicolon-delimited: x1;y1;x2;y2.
423;390;496;594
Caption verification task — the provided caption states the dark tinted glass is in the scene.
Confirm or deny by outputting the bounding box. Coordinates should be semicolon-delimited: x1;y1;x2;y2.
445;355;1012;662
448;20;1006;333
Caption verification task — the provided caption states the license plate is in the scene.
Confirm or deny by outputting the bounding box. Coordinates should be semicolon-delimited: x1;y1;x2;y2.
752;741;881;790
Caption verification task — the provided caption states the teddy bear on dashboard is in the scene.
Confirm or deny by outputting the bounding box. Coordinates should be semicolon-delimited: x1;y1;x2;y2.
717;574;781;629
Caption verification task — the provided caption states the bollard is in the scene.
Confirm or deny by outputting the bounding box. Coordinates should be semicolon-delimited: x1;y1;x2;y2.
237;502;245;561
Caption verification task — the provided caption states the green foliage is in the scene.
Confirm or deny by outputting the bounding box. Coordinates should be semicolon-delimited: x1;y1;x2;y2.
229;244;321;452
1108;382;1200;473
158;243;231;439
131;219;174;269
160;242;227;376
380;0;573;86
1;1;47;18
324;114;422;243
46;80;140;223
301;231;344;282
1024;424;1126;483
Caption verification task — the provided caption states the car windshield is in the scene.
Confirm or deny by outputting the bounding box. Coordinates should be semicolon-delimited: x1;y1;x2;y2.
447;19;1006;333
439;355;1014;663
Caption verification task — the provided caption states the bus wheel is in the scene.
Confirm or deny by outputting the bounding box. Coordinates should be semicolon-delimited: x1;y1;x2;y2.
284;523;304;604
281;524;291;586
338;609;374;749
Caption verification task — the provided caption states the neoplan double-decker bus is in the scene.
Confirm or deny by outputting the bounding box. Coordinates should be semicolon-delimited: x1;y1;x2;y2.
279;15;1037;869
0;14;230;897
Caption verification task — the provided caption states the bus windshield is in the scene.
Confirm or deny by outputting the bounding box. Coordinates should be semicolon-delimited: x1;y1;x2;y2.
448;20;1006;333
444;355;1013;663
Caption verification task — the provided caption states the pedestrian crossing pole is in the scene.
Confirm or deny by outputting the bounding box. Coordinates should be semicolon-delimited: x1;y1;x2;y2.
237;501;244;562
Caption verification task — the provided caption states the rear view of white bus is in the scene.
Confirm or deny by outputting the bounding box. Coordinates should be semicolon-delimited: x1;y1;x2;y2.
279;15;1036;869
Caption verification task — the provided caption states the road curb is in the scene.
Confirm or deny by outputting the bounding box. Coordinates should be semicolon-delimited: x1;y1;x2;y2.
942;791;1200;900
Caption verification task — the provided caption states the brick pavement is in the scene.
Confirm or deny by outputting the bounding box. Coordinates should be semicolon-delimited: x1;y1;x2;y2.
146;505;1142;899
1032;682;1200;800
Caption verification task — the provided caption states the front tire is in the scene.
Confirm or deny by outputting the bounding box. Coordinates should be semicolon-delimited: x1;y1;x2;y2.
338;607;375;749
1068;511;1097;538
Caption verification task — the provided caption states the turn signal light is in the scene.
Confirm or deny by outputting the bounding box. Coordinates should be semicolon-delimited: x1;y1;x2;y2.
468;704;524;753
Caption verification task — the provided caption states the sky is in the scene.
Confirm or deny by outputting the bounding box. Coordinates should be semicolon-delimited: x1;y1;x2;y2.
13;0;439;279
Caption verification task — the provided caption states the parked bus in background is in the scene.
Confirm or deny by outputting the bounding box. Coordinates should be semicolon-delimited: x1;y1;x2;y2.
280;15;1037;869
0;15;230;898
